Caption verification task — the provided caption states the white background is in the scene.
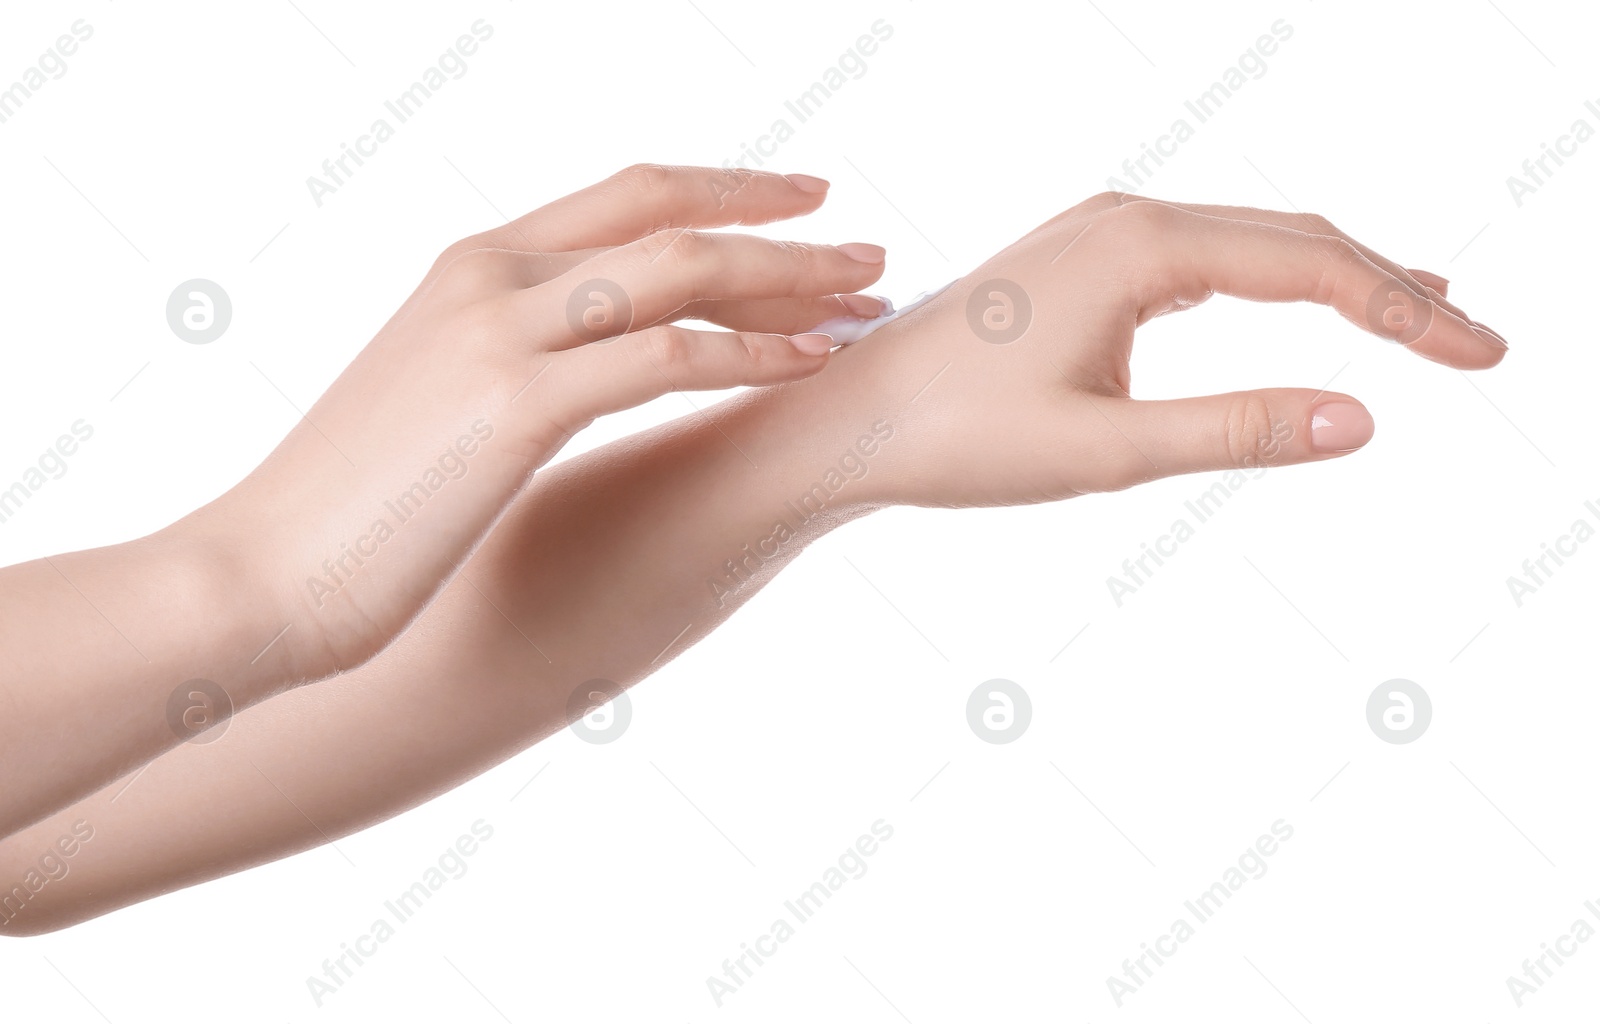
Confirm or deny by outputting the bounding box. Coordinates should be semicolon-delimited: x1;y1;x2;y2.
1;0;1595;1020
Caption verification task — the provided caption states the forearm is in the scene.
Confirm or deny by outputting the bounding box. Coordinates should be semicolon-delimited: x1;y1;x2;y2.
0;520;298;839
0;165;887;849
0;376;895;934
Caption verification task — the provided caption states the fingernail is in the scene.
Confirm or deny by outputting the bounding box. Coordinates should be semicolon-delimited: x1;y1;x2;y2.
1471;321;1509;349
840;293;889;318
786;173;830;193
837;242;886;264
1411;269;1450;295
1310;401;1375;452
784;172;832;192
788;332;835;356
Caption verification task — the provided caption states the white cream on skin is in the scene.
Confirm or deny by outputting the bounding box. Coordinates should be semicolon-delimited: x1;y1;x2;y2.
811;280;957;345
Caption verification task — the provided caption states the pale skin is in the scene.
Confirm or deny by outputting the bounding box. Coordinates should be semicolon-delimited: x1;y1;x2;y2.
0;164;884;841
0;167;1506;935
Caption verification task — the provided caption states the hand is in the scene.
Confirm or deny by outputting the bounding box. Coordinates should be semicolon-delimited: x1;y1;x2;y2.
827;193;1506;507
192;164;888;679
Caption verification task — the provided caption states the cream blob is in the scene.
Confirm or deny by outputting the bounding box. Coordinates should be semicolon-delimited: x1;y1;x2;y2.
809;280;957;345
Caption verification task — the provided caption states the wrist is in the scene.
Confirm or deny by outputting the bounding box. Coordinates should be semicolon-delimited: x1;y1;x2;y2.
722;374;905;520
648;384;883;616
157;505;329;694
755;314;965;510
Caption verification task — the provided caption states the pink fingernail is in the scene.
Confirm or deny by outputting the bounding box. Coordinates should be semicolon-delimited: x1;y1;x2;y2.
1310;401;1375;452
1411;269;1450;294
840;293;889;318
1471;322;1509;349
788;332;835;355
786;173;830;193
790;174;838;192
837;242;886;264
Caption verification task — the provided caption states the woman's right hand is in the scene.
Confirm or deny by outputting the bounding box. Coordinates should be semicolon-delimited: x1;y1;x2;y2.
192;164;888;681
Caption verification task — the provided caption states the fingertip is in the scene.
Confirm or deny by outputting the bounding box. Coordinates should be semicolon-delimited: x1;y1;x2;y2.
838;242;887;264
1408;267;1449;296
839;293;890;318
787;332;836;357
1458;336;1509;370
785;173;830;194
1398;299;1508;370
1431;319;1508;370
1472;320;1509;353
1309;398;1374;453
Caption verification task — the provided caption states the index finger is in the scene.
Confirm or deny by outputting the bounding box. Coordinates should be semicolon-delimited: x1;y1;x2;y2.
472;164;832;254
1088;202;1507;370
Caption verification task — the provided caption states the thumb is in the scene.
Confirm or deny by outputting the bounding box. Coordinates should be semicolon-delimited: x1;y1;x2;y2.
1121;388;1376;479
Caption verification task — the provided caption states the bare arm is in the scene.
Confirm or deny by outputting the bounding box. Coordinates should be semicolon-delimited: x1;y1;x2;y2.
0;377;891;934
0;192;1507;935
0;164;884;842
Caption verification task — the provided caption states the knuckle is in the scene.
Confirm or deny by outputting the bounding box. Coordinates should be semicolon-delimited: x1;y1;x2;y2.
435;239;472;265
645;227;705;265
1093;199;1177;243
776;238;817;273
1044;191;1133;233
642;325;693;368
1305;236;1364;307
1043;191;1143;243
1318;234;1363;266
1296;212;1339;237
1085;190;1138;214
1223;393;1281;468
1118;198;1175;230
707;167;757;207
617;162;672;192
737;332;776;369
436;246;509;289
432;238;480;276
